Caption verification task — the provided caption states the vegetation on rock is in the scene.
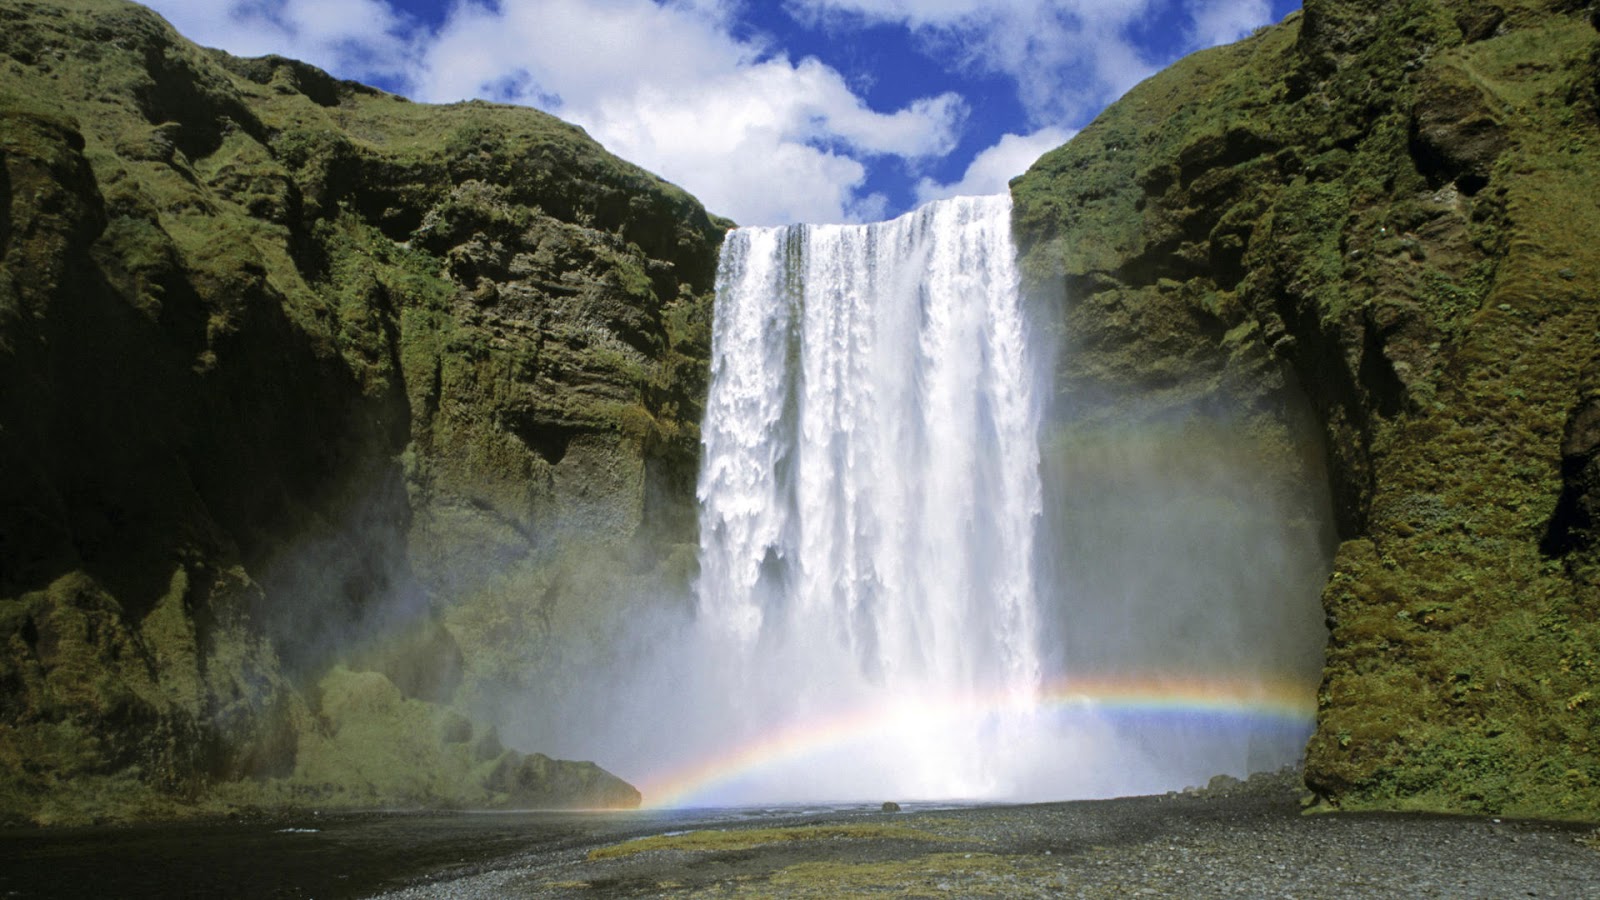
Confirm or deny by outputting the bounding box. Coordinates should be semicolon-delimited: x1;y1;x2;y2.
1015;0;1600;818
4;0;1596;827
0;0;722;823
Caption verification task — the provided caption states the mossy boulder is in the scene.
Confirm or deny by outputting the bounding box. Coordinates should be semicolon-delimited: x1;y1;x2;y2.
1014;0;1600;818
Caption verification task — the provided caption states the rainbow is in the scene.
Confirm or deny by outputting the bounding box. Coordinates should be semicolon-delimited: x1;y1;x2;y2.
636;675;1316;809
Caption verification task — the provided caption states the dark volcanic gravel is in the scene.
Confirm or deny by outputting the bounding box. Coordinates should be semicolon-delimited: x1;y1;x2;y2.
5;777;1595;898
371;778;1600;899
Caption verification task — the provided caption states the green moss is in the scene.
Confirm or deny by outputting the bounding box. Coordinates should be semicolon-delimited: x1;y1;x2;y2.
589;824;954;860
1;0;721;823
1015;1;1600;819
281;666;494;807
765;854;1024;894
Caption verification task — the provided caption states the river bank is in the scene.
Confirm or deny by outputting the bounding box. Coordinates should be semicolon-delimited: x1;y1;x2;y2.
5;776;1597;899
373;772;1600;899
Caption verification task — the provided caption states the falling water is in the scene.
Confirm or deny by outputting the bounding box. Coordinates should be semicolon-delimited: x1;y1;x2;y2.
693;194;1046;800
518;193;1331;807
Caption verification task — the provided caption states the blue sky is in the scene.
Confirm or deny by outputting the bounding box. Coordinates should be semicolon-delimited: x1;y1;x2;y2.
141;0;1300;225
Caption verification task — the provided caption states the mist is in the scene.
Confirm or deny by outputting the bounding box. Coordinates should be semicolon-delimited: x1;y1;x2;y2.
474;195;1335;808
1034;397;1337;788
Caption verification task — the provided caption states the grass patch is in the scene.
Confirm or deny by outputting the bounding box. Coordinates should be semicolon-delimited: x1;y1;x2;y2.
587;824;954;861
762;853;1042;898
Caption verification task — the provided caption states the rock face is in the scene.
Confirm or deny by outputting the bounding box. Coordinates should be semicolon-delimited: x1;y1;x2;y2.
3;0;1595;826
0;0;723;822
1015;0;1600;818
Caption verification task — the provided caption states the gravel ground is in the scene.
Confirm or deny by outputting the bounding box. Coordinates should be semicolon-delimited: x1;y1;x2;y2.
374;777;1600;899
7;777;1594;898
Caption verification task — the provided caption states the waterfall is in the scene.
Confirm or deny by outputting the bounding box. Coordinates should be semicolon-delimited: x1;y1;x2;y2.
542;191;1329;807
693;194;1046;800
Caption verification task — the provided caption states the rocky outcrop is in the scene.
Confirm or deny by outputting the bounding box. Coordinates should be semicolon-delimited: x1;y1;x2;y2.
1015;0;1600;818
0;0;723;823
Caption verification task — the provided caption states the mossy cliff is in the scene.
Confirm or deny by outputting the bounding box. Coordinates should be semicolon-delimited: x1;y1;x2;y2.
5;0;1597;828
1014;0;1600;818
0;0;724;823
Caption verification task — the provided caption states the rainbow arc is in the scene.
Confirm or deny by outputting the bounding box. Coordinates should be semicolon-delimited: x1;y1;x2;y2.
637;674;1316;808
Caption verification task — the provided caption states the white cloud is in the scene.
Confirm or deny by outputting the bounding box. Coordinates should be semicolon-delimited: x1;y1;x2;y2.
915;126;1077;204
787;0;1277;126
150;0;966;225
1189;0;1273;47
143;0;414;81
139;0;1280;227
785;0;1151;125
410;0;965;225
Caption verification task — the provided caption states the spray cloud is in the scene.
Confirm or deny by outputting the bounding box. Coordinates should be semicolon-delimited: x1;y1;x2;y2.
497;193;1333;806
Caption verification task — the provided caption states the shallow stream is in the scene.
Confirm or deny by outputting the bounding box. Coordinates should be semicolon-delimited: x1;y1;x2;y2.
0;803;920;898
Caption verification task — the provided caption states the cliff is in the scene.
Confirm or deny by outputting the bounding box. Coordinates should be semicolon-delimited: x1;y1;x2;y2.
4;0;1597;826
1015;0;1600;818
0;0;723;823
